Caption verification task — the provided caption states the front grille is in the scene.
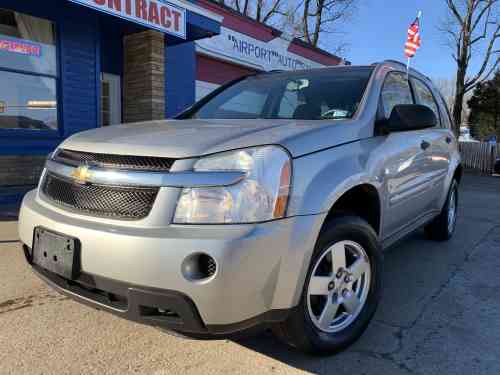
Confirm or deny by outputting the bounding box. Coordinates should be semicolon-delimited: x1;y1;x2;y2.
54;149;175;171
42;173;158;220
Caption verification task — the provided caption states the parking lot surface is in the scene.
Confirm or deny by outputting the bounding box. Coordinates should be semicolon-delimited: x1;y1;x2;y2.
1;174;500;375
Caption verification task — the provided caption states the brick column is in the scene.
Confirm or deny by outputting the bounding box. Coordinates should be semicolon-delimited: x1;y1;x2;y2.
123;30;165;123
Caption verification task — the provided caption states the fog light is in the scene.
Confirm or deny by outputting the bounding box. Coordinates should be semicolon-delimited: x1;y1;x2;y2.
181;253;217;281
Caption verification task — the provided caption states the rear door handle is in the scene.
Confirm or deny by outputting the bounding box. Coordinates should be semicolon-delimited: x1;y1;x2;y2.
421;140;431;150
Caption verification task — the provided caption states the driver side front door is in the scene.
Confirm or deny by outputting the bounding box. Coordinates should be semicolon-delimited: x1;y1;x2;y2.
379;72;435;240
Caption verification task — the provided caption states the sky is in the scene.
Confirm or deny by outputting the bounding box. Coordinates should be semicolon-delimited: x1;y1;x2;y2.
333;0;463;80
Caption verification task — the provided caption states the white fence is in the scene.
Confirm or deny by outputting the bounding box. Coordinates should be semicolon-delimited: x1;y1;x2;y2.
459;142;498;174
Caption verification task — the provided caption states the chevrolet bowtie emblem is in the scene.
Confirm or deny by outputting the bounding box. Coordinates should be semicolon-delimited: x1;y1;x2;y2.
71;165;92;184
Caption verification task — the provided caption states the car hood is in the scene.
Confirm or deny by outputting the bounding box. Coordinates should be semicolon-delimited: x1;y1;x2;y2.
60;119;366;158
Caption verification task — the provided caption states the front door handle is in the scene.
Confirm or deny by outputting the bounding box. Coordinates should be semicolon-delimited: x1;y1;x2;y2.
421;140;431;150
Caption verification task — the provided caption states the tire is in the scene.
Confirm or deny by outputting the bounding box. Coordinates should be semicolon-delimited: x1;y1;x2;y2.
425;179;458;242
272;216;383;355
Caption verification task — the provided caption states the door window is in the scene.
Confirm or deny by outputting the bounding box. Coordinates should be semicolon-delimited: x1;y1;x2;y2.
437;94;453;129
381;73;413;118
411;78;441;126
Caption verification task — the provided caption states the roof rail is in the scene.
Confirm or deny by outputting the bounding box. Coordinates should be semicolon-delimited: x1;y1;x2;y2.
374;60;432;81
382;59;408;68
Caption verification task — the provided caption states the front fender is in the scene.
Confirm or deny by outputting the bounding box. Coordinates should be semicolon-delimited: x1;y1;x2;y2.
288;140;384;217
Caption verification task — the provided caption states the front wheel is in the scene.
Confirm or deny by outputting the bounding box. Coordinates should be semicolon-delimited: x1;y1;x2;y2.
272;216;382;355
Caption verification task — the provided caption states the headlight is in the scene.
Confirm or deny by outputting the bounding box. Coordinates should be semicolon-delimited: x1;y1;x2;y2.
174;146;291;224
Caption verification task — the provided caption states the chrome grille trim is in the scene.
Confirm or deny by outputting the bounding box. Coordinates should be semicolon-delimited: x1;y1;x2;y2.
54;149;175;171
45;160;246;188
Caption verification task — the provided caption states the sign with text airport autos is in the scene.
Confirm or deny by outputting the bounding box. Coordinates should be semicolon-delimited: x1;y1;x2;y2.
69;0;186;39
196;28;327;72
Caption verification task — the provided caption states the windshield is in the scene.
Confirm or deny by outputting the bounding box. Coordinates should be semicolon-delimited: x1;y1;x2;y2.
181;67;373;121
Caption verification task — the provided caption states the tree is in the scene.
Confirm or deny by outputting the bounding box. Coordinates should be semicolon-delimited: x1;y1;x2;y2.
441;0;499;135
225;0;286;25
434;78;457;113
223;0;356;54
434;77;472;123
468;70;500;140
300;0;356;49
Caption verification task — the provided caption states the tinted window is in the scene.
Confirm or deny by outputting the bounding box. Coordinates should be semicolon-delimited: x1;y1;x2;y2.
184;67;374;120
381;73;413;118
411;78;440;126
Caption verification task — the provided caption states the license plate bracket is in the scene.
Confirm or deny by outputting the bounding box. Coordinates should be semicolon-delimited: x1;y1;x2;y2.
32;227;80;280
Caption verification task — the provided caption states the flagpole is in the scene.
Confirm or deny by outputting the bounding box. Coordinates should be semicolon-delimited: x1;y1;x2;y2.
406;10;422;79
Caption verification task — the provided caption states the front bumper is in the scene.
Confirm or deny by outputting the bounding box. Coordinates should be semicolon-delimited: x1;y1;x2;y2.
24;254;289;335
19;190;326;332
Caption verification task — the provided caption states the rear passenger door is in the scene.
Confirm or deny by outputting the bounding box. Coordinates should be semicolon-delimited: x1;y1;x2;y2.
410;78;452;212
379;72;434;239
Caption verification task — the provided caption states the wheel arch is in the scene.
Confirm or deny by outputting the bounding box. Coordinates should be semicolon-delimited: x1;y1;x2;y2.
322;183;382;237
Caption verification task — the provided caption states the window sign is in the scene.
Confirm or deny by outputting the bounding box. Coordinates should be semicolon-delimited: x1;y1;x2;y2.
196;28;337;72
68;0;186;39
0;36;42;57
0;9;57;76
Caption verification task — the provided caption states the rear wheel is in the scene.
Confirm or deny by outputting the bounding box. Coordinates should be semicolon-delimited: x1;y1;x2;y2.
425;179;458;241
272;216;382;355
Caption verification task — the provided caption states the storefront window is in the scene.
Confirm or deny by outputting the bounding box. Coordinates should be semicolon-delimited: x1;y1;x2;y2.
0;71;57;130
0;9;58;131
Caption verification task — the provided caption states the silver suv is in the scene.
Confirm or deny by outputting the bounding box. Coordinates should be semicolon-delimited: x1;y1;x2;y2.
19;61;461;354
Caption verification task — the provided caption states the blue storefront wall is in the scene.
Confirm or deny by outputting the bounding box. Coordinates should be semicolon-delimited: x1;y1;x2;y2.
0;0;100;206
165;41;196;118
0;0;220;206
0;0;100;156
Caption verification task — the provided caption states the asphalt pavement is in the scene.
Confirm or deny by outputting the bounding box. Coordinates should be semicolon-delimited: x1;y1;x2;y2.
1;174;500;375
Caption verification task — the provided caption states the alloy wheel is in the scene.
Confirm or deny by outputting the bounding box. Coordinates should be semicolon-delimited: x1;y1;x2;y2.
307;240;371;333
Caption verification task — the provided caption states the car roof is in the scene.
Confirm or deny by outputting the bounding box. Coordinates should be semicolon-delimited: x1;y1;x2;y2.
260;60;432;84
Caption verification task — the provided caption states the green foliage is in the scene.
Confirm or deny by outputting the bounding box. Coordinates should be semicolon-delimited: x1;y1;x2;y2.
468;71;500;141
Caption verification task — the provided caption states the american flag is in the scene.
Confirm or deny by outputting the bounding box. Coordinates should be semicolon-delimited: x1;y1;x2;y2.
405;18;421;58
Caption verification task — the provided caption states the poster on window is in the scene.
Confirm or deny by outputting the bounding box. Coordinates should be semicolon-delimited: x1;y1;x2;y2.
68;0;186;39
0;36;41;57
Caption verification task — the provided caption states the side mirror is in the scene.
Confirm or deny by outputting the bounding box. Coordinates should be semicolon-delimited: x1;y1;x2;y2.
382;104;437;132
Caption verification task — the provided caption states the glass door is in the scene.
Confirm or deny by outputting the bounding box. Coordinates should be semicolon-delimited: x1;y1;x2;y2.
101;73;121;126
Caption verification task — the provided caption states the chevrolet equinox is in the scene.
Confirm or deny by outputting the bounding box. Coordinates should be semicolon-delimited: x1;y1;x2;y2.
19;60;462;354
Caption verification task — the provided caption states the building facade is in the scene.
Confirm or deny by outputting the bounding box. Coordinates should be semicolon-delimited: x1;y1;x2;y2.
0;0;343;206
